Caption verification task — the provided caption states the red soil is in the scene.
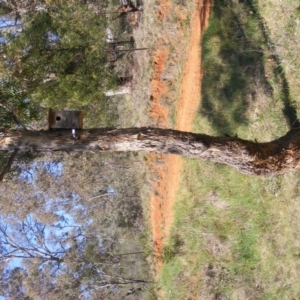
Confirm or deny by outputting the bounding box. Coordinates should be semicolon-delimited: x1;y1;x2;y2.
149;48;169;127
148;0;212;280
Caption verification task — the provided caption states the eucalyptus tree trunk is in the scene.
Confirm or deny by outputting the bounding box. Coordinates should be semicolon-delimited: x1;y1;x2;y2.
1;127;300;175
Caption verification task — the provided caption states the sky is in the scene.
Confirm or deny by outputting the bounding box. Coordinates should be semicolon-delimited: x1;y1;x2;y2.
0;16;22;44
0;16;21;29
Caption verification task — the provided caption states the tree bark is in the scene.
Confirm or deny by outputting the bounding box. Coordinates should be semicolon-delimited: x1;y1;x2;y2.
1;127;300;175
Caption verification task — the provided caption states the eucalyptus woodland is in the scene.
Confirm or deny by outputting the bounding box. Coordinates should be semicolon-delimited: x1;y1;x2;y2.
0;1;149;298
3;0;300;298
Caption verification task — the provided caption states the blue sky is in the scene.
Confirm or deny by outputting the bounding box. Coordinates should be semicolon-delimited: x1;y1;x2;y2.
0;16;21;28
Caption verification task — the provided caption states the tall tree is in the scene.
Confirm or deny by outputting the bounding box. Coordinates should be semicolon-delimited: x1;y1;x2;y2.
0;214;149;299
2;0;116;112
1;127;300;176
0;0;117;178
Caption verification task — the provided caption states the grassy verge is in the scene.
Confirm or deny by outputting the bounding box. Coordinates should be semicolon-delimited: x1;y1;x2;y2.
160;0;300;299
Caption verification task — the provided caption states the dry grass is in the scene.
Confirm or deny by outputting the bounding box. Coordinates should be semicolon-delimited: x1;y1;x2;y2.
159;0;300;299
258;0;300;107
128;0;195;128
99;1;300;299
124;1;201;298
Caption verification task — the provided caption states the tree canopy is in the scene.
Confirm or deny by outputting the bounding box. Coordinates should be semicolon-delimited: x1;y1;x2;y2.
2;0;117;112
0;212;148;299
0;1;150;298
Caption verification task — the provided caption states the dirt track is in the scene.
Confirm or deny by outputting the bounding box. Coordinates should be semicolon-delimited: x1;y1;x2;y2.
148;0;211;276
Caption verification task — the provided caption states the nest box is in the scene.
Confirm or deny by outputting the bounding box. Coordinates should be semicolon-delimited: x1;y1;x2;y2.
48;108;83;129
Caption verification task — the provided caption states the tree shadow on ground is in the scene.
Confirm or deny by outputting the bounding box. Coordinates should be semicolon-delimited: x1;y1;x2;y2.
244;0;300;129
200;0;298;135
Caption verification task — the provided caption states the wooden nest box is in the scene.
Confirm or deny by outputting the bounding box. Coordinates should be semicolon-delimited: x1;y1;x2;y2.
48;108;83;129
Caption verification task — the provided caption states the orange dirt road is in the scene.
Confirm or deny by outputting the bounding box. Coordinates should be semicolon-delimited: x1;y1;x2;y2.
149;0;211;276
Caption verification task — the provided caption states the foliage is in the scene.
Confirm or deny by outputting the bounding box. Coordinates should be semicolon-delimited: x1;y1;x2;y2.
0;2;151;297
0;77;43;181
0;3;13;17
0;0;135;178
0;79;42;129
0;214;148;299
3;0;117;114
0;151;149;298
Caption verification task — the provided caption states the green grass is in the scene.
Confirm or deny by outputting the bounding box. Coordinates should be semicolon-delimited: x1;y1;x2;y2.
199;0;291;139
159;0;300;299
162;160;300;299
